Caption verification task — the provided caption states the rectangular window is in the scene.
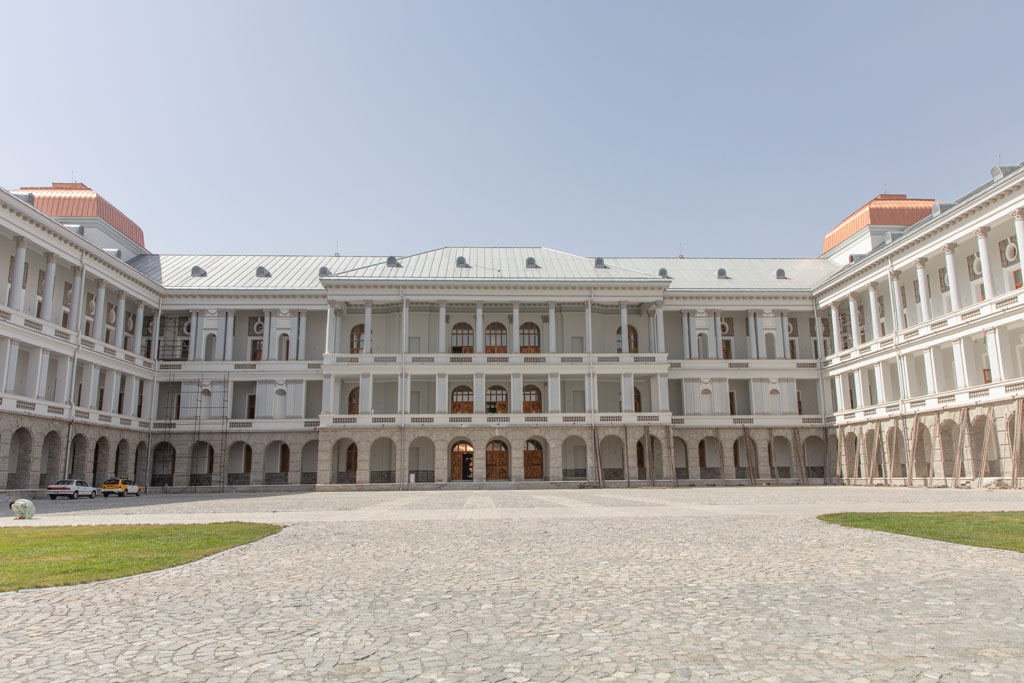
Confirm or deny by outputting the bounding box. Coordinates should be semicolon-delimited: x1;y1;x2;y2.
246;394;256;419
174;394;182;420
728;391;736;416
721;339;732;360
250;339;263;361
796;391;803;415
789;339;798;360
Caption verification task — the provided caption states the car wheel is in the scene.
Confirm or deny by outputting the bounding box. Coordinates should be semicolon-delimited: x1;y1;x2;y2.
118;491;125;497
49;495;56;500
90;490;97;498
136;489;142;496
72;491;79;499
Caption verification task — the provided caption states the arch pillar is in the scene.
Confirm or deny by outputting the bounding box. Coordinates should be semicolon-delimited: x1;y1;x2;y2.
286;441;302;485
754;434;771;481
510;439;525;482
433;436;448;483
624;427;641;482
317;436;334;485
548;439;563;481
355;436;372;484
472;438;487;482
682;435;701;479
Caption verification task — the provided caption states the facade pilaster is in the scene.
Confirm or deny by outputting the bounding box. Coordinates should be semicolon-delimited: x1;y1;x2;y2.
113;291;127;349
914;258;932;322
867;282;881;339
943;244;961;312
8;236;27;310
39;252;57;322
976;227;996;299
92;279;107;340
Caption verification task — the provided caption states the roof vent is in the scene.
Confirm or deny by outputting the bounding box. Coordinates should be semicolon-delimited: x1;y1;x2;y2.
255;266;271;278
318;266;332;277
992;165;1017;181
10;191;34;207
456;256;470;268
775;268;786;279
525;256;538;268
386;256;401;268
191;266;207;277
658;267;670;278
932;202;953;216
717;268;728;279
594;257;607;268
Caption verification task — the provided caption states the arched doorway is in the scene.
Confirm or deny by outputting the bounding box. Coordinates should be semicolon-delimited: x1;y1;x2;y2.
408;437;436;483
486;440;509;480
732;437;757;480
92;437;110;487
636;439;647;480
151;442;176;487
939;419;961;479
485;385;508;414
347;387;359;415
561;436;588;480
673;437;688;480
70;434;89;480
451;385;473;414
913;425;933;480
969;414;1001;478
134;442;148;483
769;436;793;478
39;431;62;488
6;428;33;489
617;325;638;353
333;440;357;484
698;437;722;479
114;439;131;477
844;433;860;480
227;441;253;485
484;322;507;353
370;438;396;483
887;427;907;479
523;385;542;413
264;441;290;484
190;442;215;486
524;439;544;480
450;441;474;481
804;436;826;479
598;435;625;480
301;440;319;484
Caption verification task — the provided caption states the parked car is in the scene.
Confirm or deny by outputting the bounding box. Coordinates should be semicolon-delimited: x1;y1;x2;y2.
101;478;142;497
46;480;98;500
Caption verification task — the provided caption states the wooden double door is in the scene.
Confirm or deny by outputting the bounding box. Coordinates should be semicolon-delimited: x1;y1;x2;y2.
524;447;544;480
485;444;509;480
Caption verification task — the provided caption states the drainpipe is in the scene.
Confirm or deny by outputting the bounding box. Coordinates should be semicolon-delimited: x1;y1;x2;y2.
400;288;407;491
62;251;89;478
143;296;163;492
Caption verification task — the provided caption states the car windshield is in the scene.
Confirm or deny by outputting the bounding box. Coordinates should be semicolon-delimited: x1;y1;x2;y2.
103;479;122;485
53;480;73;485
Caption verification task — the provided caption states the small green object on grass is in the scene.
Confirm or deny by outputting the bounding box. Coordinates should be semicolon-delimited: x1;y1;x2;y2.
0;522;280;592
819;511;1024;553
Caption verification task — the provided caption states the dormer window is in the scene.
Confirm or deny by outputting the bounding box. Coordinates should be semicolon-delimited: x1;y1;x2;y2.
191;266;207;277
775;268;786;279
658;267;670;278
318;266;331;277
595;257;607;268
256;266;271;278
717;268;728;279
386;256;401;268
525;256;538;268
456;256;470;268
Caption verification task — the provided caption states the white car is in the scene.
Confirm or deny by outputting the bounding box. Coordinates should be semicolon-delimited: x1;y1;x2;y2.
46;479;98;500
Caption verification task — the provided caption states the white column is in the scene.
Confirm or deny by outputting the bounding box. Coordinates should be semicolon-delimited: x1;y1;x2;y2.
548;303;557;353
850;371;863;409
584;301;592;354
473;373;484;413
888;270;903;333
511;303;520;353
944;243;962;312
77;361;93;407
396;372;405;414
747;311;757;358
54;356;72;405
358;374;372;414
867;282;882;339
829;303;842;355
1013;209;1024;270
297;311;306;360
188;309;200;360
584;372;594;412
655;304;666;354
511;374;523;413
922;347;938;395
647;310;656;353
35;350;51;398
474;305;483;354
102;371;119;412
113;291;127;349
951;338;967;388
848;294;861;346
779;311;790;359
873;363;887;404
976;227;997;299
39;253;57;322
150;310;161;361
400;299;409;355
132;302;145;355
68;266;83;331
261;309;272;359
363;303;373;354
7;236;27;310
985;329;1004;383
548;373;561;412
224;310;235;361
915;258;932;322
403;372;412;414
621;373;635;412
24;348;43;399
325;304;337;355
4;340;20;392
92;279;107;340
680;311;690;359
436;373;448;413
712;311;722;359
656;373;669;412
288;312;299;360
620;303;629;353
688;312;698;359
437;302;446;353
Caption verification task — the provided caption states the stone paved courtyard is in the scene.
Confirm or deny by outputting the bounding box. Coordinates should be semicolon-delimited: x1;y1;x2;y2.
2;487;1024;681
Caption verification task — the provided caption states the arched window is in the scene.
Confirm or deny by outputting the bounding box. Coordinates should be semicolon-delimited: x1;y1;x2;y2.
346;443;358;472
349;324;365;354
523;385;542;413
634;387;642;413
278;334;290;360
484;322;507;353
519;322;541;353
485;385;508;414
616;325;638;354
451;385;473;413
347;387;359;415
450;323;474;353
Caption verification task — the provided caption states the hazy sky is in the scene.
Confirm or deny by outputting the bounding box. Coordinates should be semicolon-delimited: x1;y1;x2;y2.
2;1;1022;258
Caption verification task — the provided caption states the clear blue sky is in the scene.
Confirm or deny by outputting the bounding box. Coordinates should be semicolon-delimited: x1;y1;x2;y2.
2;1;1022;258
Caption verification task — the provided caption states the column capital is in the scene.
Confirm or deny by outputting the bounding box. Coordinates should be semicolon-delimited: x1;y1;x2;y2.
889;269;901;279
116;290;127;301
975;226;991;238
943;242;958;255
72;265;83;276
830;302;839;310
1012;207;1024;220
868;280;879;291
45;252;57;265
914;257;928;268
95;278;106;288
13;235;26;248
847;293;858;303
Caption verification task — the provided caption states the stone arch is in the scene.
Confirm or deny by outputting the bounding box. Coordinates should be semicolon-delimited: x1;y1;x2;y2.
277;332;290;360
561;435;588;480
913;424;933;480
92;437;111;487
370;437;397;483
804;435;826;478
844;432;860;480
114;439;131;477
134;442;148;483
227;441;253;485
887;427;907;479
408;436;436;483
449;439;474;481
151;442;176;487
672;437;688;479
203;332;217;361
485;438;510;481
190;441;216;485
939;419;961;479
764;332;777;359
969;413;1001;478
732;436;758;479
39;431;62;487
698;436;722;478
6;427;33;489
332;438;357;483
524;437;546;480
70;434;90;481
599;435;625;481
301;440;319;484
769;435;793;478
264;441;291;484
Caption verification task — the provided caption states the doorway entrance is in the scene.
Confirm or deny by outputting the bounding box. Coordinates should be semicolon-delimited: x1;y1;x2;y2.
450;441;474;481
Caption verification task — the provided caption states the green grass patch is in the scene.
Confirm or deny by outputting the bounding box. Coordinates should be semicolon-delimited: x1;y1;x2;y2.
819;511;1024;552
0;522;280;592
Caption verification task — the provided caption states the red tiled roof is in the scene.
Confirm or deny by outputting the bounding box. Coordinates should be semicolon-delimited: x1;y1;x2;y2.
16;182;145;248
821;194;933;254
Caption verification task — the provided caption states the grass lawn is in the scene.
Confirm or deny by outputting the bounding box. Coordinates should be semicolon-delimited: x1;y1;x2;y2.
0;522;280;592
819;511;1024;552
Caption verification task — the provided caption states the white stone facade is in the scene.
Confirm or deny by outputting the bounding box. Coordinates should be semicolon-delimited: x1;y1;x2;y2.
1;165;1022;492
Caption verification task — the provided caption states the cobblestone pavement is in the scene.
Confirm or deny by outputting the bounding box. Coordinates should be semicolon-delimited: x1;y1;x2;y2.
2;488;1024;681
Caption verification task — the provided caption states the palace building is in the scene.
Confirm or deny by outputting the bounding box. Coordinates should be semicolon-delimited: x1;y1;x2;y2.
0;166;1021;492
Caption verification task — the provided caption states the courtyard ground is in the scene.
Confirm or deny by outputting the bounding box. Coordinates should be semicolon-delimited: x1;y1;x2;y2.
2;487;1023;681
